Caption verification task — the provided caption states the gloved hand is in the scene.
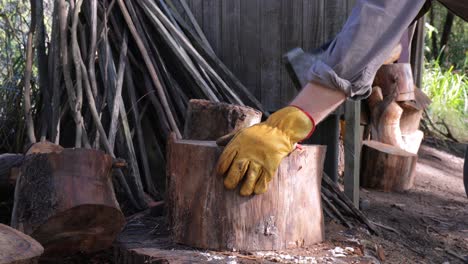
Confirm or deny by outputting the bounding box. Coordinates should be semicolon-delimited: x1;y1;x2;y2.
216;106;315;196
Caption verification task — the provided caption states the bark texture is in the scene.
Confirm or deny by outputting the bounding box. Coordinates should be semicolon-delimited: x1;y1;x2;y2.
167;138;326;251
183;99;262;140
360;140;417;192
11;148;125;256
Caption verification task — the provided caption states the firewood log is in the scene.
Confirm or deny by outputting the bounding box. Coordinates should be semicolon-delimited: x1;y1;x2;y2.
11;148;125;256
373;63;415;102
0;223;43;264
360;140;417;192
183;99;262;140
367;86;424;154
166;137;326;251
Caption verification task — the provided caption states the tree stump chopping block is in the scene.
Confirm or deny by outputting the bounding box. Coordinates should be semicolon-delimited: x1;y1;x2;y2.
183;99;262;140
360;140;417;192
11;148;125;256
0;223;43;264
167;138;326;251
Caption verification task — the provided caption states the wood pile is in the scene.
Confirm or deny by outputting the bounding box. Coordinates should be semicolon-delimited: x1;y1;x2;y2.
361;63;431;192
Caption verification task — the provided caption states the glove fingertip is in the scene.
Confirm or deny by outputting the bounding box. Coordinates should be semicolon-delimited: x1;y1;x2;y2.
216;150;236;176
239;187;254;196
254;171;272;195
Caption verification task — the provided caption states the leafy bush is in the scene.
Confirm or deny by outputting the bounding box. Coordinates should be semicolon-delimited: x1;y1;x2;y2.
422;59;468;142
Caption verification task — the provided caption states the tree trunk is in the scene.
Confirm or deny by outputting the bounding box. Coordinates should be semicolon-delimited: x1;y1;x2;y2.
11;148;125;256
183;99;262;140
440;11;454;61
166;137;326;251
360;140;417;192
0;223;44;264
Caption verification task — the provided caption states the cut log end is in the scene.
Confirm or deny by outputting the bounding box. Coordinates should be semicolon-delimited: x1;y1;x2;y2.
360;140;417;192
167;139;326;251
0;223;44;264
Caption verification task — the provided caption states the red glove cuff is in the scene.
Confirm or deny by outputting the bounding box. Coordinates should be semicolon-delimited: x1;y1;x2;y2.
289;105;316;141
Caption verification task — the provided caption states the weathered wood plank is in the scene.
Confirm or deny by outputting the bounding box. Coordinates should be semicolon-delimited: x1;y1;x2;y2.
186;0;355;109
240;0;261;99
344;99;361;207
302;0;325;50
202;0;222;56
260;0;282;111
221;0;241;78
281;0;303;102
187;0;203;27
323;0;348;41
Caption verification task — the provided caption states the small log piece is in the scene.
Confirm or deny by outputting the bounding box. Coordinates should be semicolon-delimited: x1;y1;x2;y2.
183;99;262;140
0;223;43;264
373;63;415;102
25;141;64;155
167;138;326;251
11;148;125;256
366;86;425;154
360;140;417;192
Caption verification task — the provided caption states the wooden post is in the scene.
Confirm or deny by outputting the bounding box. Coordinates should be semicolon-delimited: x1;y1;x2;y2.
167;138;326;251
307;114;340;182
344;99;361;207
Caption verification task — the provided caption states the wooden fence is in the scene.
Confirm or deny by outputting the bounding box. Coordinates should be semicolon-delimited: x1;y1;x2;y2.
186;0;356;111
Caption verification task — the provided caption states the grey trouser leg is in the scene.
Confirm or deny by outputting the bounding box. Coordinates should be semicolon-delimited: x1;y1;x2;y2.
307;0;426;100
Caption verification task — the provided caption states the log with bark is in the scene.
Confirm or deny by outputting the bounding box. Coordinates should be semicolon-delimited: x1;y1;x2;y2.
11;148;125;256
183;99;262;140
0;223;44;264
185;101;379;235
360;140;417;192
373;63;415;102
167;137;326;251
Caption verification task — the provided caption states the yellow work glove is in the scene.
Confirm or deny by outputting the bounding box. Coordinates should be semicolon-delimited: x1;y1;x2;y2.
216;106;315;196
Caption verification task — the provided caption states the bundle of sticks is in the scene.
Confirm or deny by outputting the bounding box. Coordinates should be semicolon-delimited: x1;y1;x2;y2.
22;0;265;211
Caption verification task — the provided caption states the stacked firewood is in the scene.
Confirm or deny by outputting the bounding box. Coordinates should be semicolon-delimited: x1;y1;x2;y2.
361;62;431;192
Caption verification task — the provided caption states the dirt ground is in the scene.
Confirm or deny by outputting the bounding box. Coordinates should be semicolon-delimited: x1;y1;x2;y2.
358;143;468;263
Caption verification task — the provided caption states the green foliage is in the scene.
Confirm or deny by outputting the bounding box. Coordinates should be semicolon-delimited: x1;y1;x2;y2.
0;0;31;152
425;2;468;71
422;59;468;142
